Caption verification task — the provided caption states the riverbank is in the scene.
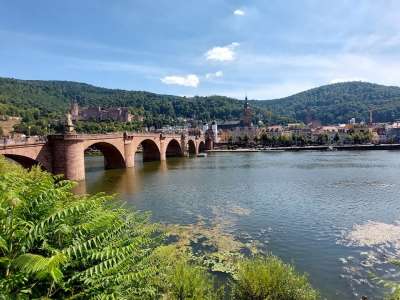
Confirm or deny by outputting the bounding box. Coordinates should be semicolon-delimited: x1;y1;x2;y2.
208;148;262;153
208;143;400;152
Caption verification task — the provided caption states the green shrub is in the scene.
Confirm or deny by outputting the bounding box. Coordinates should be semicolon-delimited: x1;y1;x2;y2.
164;259;220;300
373;260;400;300
232;256;318;300
388;289;400;300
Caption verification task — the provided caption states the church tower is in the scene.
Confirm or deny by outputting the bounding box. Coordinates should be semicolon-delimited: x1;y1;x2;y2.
240;96;253;127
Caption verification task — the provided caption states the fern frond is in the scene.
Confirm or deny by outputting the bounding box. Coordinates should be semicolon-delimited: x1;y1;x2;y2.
86;237;152;261
63;222;128;258
0;235;8;252
28;197;111;244
13;252;67;283
74;210;120;233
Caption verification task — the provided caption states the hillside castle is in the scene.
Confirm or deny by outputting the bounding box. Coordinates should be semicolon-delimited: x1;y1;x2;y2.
70;101;134;122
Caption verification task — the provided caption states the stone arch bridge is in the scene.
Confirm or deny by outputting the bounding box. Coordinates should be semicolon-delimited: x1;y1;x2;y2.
0;132;207;181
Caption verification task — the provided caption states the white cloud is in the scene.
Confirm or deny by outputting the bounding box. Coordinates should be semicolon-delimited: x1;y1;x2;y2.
160;74;199;87
205;42;240;62
205;70;223;79
233;9;245;16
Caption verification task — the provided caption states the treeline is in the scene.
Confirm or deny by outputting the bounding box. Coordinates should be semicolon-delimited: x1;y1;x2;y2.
255;81;400;124
227;131;373;148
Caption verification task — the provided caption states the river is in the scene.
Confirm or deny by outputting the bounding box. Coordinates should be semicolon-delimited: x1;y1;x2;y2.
77;151;400;299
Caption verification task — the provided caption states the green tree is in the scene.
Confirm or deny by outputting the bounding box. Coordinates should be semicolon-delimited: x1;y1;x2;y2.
333;133;340;144
316;134;328;145
242;135;249;146
271;136;278;146
260;133;269;146
253;136;260;145
278;135;291;146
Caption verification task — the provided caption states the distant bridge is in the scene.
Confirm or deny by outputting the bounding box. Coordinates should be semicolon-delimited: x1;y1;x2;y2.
0;132;208;181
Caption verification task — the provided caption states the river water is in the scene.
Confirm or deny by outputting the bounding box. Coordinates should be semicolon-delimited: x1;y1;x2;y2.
77;151;400;299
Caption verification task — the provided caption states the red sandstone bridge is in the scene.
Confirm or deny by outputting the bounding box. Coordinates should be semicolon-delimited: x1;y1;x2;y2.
0;132;208;181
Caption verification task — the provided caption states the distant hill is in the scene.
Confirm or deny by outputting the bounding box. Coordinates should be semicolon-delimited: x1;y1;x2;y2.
253;81;400;124
1;77;400;134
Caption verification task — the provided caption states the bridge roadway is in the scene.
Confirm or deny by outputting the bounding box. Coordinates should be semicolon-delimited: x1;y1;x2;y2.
0;132;207;181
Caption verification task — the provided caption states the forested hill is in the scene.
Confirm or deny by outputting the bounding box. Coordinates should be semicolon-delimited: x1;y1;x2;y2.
1;77;400;131
254;81;400;124
0;77;266;124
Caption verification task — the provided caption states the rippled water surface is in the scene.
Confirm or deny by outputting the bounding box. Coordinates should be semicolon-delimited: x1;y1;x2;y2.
78;151;400;299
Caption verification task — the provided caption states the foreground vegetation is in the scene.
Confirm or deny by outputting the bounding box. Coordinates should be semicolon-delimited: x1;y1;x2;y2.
0;156;320;299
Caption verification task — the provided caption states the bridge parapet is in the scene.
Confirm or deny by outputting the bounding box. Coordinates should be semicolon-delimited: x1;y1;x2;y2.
48;133;124;141
0;136;47;147
48;132;202;140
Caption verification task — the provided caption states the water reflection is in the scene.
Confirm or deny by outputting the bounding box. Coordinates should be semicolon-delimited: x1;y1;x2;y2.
77;155;194;196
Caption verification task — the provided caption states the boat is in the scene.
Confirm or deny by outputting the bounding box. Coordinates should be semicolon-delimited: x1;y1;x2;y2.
197;153;208;157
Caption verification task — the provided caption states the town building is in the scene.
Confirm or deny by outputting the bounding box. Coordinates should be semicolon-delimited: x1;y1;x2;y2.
371;125;387;144
216;96;257;144
266;125;284;137
386;122;400;143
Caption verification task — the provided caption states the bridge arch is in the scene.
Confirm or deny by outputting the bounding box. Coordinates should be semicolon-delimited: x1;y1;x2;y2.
199;141;206;153
3;154;47;170
188;139;197;155
84;141;126;169
165;139;184;158
139;139;161;161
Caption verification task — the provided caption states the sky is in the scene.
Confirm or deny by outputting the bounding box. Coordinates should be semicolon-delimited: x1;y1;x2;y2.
1;0;400;99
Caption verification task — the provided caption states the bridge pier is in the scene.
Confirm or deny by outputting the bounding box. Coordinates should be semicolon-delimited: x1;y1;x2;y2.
50;137;86;181
159;138;167;161
64;141;86;181
181;135;187;156
124;141;136;168
160;151;167;161
195;138;202;155
206;139;213;151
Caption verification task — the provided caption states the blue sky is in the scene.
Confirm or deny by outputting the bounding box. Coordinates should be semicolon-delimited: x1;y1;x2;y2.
0;0;399;99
